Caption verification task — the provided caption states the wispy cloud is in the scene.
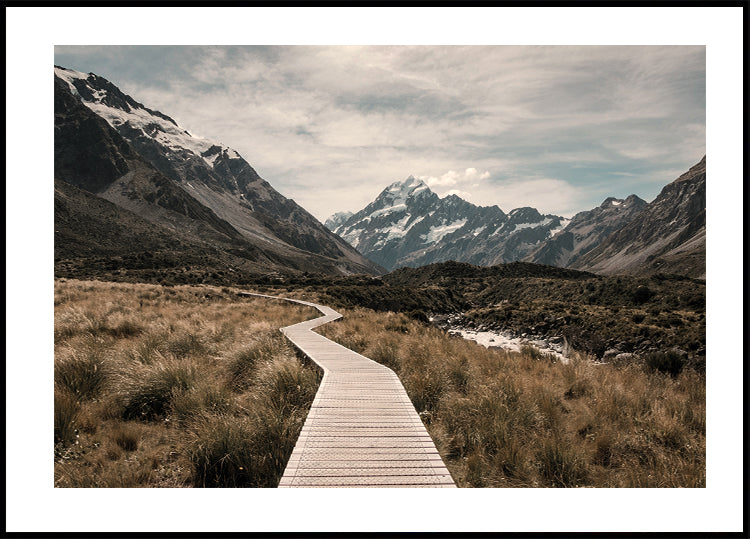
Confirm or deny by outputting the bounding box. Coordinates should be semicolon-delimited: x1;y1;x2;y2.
54;45;705;220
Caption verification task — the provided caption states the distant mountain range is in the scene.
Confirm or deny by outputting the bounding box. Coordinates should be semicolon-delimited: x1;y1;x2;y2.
327;159;706;279
325;176;569;271
54;66;384;279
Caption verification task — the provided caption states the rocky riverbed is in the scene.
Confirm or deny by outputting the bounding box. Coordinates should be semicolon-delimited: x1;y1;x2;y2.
431;313;571;363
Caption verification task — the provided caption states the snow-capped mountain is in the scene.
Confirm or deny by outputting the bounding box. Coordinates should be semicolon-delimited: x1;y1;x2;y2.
324;211;354;232
570;157;706;279
326;177;567;270
54;66;383;277
524;194;647;267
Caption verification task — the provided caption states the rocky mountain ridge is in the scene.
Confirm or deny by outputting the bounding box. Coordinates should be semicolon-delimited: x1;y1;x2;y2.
570;157;706;279
524;194;648;268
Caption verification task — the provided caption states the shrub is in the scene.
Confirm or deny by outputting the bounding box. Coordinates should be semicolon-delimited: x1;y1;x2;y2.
253;357;320;411
128;332;167;365
188;414;255;487
367;338;401;371
171;384;232;421
564;379;590;399
520;344;557;363
408;309;430;324
403;365;448;413
165;331;206;359
644;351;684;377
187;411;297;488
632;286;654;305
107;318;143;338
228;332;287;390
447;357;471;394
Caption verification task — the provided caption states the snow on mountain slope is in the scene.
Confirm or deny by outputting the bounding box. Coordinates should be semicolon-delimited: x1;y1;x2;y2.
327;177;566;271
55;67;215;157
324;211;354;231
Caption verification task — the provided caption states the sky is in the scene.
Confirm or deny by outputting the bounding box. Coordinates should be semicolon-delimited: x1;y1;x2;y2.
54;44;706;221
5;7;745;535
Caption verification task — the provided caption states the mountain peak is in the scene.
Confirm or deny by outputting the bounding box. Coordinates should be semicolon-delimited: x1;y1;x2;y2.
570;157;705;278
624;194;647;205
600;195;647;209
384;176;430;199
600;196;622;208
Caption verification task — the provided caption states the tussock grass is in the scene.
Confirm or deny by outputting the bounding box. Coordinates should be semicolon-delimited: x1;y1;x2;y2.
55;347;108;401
171;382;232;422
111;422;141;451
318;308;705;488
120;359;199;420
228;331;288;390
188;354;320;488
54;279;320;488
54;389;80;447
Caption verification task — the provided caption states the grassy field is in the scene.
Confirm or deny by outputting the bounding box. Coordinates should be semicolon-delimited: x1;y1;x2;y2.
54;279;320;487
317;308;705;488
54;278;705;488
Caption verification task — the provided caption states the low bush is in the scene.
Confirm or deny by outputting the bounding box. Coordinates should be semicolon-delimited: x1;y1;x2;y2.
228;332;287;390
536;439;588;487
171;383;232;421
252;356;320;411
645;351;684;377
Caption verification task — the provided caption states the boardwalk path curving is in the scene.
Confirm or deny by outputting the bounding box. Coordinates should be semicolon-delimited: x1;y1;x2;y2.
241;293;456;488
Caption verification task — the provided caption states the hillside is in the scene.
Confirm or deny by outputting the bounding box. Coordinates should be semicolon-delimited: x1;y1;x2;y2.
524;195;647;268
571;157;706;279
54;66;384;278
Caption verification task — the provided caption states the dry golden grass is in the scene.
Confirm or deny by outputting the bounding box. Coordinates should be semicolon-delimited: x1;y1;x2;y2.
54;279;320;488
55;279;705;488
317;308;706;488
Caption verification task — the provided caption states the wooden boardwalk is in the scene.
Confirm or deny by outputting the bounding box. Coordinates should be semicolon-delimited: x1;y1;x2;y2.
244;293;456;488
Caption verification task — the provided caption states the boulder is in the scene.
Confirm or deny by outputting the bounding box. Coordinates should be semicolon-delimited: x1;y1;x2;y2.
602;348;621;362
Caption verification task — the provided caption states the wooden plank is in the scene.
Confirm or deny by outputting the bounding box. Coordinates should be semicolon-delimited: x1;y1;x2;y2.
241;293;456;488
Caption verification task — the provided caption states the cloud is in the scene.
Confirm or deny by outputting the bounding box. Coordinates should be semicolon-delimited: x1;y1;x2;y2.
53;45;706;221
418;168;491;189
